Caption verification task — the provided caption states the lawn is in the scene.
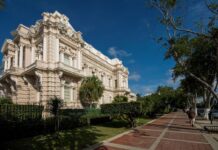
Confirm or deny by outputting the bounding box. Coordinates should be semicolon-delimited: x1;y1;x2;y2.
1;118;151;150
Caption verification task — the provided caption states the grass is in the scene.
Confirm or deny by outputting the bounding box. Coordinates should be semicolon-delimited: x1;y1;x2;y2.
1;118;151;150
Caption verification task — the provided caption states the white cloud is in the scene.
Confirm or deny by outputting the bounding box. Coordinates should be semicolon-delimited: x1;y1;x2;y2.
108;47;132;58
129;72;141;81
130;84;158;96
128;59;135;64
165;69;183;87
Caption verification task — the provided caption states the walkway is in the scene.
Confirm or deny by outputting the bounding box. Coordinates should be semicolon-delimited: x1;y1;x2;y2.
92;111;215;150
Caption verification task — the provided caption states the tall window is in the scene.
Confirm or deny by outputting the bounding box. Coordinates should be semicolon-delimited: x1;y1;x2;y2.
101;75;104;82
108;78;111;87
64;54;70;65
115;80;118;88
18;50;20;67
64;83;71;102
10;57;13;68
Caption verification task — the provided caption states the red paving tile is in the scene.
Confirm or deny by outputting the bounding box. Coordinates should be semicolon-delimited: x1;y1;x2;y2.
141;123;166;130
110;134;156;149
156;139;213;150
131;129;162;137
168;125;201;133
95;146;125;150
95;112;213;150
164;132;207;142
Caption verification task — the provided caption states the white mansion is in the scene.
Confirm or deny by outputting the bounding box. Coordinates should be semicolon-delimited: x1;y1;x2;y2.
0;11;136;108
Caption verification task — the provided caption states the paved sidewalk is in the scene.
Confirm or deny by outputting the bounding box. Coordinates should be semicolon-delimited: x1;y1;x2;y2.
90;111;216;150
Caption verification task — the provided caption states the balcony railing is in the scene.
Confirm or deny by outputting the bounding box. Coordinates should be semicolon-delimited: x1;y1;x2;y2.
24;60;84;77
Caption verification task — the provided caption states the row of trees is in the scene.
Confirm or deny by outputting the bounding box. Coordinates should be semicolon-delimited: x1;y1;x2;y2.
137;86;187;117
151;0;218;119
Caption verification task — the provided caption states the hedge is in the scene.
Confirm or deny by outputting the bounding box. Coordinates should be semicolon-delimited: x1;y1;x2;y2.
0;104;44;121
101;102;142;127
101;102;142;114
60;108;110;126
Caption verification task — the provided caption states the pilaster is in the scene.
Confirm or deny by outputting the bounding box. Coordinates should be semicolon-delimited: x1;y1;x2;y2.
77;50;82;70
43;35;47;62
31;46;35;63
15;50;18;67
19;45;23;68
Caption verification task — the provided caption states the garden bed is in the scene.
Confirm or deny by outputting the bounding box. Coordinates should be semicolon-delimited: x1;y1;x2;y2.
1;118;150;150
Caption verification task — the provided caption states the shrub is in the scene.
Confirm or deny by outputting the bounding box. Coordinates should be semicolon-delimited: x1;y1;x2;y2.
60;108;110;126
0;104;44;141
101;102;142;127
0;97;13;104
113;95;128;103
0;104;44;121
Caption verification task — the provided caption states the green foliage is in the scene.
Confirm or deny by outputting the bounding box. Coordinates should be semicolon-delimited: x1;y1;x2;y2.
0;104;43;121
138;86;187;117
0;104;44;141
113;95;128;103
60;108;110;126
79;76;104;108
47;97;63;117
101;102;142;127
0;0;4;9
47;97;64;131
152;0;218;107
0;97;13;104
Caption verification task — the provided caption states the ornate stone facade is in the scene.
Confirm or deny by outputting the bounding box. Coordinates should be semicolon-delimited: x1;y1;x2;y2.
0;11;136;108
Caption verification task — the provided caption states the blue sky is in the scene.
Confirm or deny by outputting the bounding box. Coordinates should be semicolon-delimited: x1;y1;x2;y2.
0;0;211;95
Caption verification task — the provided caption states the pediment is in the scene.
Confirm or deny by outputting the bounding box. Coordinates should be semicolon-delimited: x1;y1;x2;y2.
59;42;77;57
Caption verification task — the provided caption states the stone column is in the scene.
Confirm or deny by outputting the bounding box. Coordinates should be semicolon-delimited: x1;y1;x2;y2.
15;50;18;67
19;45;23;68
55;38;59;62
60;80;65;100
31;46;35;63
43;35;47;62
8;57;11;69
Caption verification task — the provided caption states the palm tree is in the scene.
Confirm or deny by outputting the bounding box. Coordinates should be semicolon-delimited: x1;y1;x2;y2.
47;96;63;131
79;76;104;108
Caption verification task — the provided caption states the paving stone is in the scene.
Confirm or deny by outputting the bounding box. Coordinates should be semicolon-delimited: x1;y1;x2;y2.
110;134;156;149
164;132;207;142
95;145;125;150
155;139;213;150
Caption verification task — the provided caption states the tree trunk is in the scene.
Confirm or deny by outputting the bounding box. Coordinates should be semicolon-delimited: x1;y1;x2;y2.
203;91;211;120
203;108;210;120
188;72;218;101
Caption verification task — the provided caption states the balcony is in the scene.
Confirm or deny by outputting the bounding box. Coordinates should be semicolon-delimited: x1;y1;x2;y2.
23;60;84;78
0;67;24;79
55;62;84;78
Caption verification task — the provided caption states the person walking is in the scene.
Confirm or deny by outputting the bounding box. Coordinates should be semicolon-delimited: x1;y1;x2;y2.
187;107;196;127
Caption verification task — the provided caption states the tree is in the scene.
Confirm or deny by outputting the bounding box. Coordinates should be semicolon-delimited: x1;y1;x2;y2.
0;0;5;9
150;0;218;118
101;102;142;128
79;76;104;108
47;97;63;131
113;95;128;103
